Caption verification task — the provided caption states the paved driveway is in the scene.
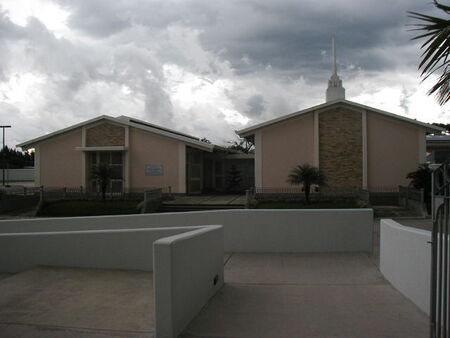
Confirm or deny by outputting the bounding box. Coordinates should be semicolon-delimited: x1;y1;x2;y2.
0;267;155;337
183;252;429;338
0;218;432;338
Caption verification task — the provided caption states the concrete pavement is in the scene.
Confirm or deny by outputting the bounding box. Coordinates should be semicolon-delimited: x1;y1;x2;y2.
0;267;155;337
182;253;429;338
0;218;433;337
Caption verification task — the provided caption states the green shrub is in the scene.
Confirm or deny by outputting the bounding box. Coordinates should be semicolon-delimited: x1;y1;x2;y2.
37;200;141;217
142;196;162;213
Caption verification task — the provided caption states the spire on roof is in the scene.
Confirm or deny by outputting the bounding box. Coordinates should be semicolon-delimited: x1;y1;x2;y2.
326;37;345;102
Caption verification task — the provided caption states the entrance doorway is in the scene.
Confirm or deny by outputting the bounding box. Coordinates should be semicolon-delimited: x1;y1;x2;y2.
87;151;124;193
186;147;203;194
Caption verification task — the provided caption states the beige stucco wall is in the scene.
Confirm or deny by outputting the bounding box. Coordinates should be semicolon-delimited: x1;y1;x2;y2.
39;129;83;187
367;113;423;188
260;113;315;187
128;127;181;192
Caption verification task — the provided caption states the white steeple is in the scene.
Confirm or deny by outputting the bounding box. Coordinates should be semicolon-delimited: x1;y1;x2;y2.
326;37;345;102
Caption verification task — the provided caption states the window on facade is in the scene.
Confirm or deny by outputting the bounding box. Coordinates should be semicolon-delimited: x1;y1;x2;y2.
88;151;124;193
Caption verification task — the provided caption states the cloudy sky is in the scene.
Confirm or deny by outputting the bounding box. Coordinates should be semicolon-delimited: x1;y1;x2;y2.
0;0;449;147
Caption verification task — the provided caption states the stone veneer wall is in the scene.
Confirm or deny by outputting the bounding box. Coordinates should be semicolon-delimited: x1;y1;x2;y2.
86;123;125;146
319;108;362;187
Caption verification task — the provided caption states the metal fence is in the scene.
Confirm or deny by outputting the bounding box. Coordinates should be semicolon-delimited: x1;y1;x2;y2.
245;186;421;208
38;186;172;201
0;187;40;214
399;186;427;216
0;185;173;214
431;162;450;338
366;186;399;206
248;186;371;203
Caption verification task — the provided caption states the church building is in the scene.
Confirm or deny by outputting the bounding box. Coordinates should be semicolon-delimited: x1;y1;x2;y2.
18;40;441;193
237;40;441;190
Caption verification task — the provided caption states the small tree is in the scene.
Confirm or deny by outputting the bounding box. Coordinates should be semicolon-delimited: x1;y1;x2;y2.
287;164;326;203
227;138;255;154
226;165;242;193
91;163;112;200
407;163;432;213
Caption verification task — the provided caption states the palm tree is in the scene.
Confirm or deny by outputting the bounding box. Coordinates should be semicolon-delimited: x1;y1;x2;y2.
409;1;450;105
91;162;112;200
287;164;326;203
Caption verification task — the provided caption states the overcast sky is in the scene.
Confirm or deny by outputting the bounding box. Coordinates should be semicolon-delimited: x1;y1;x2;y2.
0;0;449;147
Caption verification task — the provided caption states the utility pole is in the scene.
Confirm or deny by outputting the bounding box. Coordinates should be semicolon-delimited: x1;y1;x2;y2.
1;125;11;186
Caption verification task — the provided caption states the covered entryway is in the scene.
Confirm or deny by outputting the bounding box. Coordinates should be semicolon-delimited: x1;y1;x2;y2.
186;147;203;194
186;146;255;195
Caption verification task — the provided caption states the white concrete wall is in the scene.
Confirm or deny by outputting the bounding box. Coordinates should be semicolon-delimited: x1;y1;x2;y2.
5;168;34;182
0;209;373;253
0;226;206;273
380;219;431;314
154;225;224;338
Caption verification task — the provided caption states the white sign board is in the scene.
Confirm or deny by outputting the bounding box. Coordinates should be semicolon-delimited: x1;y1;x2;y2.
145;164;164;176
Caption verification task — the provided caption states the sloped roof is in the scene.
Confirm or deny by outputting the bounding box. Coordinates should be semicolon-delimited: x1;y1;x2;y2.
426;134;450;148
236;99;443;136
17;115;214;151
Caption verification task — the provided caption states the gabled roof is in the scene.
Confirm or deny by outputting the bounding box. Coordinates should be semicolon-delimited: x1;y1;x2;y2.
236;99;443;136
17;115;214;152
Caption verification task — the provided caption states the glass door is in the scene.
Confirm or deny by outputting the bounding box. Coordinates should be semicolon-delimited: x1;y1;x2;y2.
88;151;124;193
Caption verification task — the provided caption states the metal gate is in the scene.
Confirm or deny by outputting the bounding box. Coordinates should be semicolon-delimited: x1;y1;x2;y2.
431;161;450;338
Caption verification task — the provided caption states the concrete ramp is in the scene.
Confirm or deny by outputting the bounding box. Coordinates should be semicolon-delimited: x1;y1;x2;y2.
183;253;429;338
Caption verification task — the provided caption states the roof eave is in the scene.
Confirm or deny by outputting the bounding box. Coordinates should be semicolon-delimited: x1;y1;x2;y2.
17;115;215;151
17;115;115;149
236;99;443;135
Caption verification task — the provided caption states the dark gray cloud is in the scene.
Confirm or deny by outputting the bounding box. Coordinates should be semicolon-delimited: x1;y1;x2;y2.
245;94;265;117
51;0;439;76
0;0;448;148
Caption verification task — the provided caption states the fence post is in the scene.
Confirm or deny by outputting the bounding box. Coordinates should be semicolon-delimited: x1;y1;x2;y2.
80;186;83;198
23;187;27;196
245;189;250;208
168;186;172;196
143;190;147;213
406;186;410;209
63;187;67;198
39;186;44;203
420;188;424;208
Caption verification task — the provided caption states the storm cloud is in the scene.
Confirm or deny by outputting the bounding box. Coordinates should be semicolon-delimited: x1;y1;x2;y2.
0;0;448;147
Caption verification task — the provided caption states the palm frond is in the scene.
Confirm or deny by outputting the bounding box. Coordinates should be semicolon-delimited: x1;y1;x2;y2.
409;1;450;105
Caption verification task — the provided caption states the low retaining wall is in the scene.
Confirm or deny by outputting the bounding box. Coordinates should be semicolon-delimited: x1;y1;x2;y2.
0;209;373;253
154;225;224;338
0;195;39;213
4;168;34;182
380;219;431;314
0;226;207;273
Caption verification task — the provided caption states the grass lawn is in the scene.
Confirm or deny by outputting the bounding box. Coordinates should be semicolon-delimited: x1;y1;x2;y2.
37;200;142;217
255;199;367;209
